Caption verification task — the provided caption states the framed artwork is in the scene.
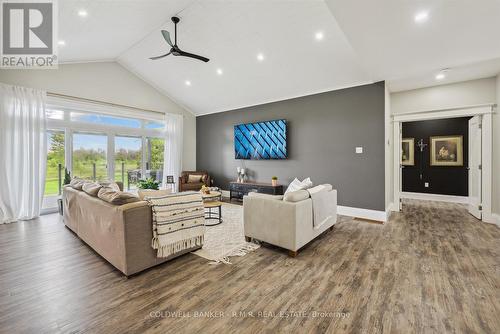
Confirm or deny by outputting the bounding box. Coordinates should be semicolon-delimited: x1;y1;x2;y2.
401;138;415;166
430;135;463;166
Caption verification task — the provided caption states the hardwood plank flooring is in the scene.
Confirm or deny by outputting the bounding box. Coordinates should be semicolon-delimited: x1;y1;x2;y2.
0;200;498;333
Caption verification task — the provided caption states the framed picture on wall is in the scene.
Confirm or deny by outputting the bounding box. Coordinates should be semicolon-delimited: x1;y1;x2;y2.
401;138;415;166
430;135;463;166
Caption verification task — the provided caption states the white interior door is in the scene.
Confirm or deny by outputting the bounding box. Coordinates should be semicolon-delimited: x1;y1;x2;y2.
468;115;482;219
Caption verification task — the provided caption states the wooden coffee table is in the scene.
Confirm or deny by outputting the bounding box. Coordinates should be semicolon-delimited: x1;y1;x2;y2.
203;200;223;226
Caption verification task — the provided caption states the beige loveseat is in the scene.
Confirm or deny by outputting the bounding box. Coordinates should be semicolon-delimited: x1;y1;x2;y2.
63;186;199;276
243;187;337;256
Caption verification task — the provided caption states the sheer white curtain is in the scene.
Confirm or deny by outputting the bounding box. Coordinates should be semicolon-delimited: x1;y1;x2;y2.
0;84;47;223
162;113;183;192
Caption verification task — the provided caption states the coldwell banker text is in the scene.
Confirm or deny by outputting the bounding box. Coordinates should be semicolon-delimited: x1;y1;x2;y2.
1;0;58;68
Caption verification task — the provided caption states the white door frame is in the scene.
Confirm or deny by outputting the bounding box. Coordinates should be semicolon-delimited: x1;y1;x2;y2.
391;104;496;224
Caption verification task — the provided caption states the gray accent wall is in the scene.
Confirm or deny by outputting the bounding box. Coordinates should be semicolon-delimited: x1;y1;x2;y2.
197;81;385;211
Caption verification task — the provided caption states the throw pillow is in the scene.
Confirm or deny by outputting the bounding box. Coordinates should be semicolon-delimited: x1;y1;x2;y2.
302;177;313;189
99;181;121;191
69;178;86;190
97;187;139;205
138;189;172;200
82;182;102;197
284;178;302;195
187;174;202;183
284;177;313;195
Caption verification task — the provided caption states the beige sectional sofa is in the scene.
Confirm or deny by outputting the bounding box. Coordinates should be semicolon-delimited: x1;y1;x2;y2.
63;185;199;276
243;186;337;256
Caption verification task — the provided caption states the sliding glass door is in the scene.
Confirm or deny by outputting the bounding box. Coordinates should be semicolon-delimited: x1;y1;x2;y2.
115;136;142;190
72;133;108;181
42;130;65;210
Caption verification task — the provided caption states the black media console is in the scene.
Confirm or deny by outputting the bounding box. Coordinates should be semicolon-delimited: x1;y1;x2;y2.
229;181;284;201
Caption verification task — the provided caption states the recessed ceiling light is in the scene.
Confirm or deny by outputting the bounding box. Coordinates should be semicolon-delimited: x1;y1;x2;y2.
256;53;265;62
185;80;191;86
435;72;446;80
414;11;429;23
216;68;223;75
58;40;66;46
78;10;88;17
435;69;449;80
315;31;324;41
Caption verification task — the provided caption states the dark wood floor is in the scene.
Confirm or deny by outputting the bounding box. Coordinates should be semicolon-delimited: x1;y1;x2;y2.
0;200;499;333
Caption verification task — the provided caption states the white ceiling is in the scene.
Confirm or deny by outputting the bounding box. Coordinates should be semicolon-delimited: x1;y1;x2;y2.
388;57;500;92
58;0;500;115
325;0;500;91
58;0;195;62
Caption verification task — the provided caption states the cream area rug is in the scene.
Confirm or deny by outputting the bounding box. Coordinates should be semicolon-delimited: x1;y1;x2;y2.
193;203;259;264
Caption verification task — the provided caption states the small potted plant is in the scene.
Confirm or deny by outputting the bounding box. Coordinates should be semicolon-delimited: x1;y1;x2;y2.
271;176;278;187
137;177;160;190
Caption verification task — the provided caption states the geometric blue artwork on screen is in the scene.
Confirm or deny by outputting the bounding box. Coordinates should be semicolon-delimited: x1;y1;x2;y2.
234;119;287;159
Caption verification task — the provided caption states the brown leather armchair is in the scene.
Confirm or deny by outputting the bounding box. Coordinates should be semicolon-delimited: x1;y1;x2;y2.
179;171;210;192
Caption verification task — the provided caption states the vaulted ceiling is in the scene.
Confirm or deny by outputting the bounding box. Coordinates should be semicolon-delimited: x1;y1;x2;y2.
58;0;500;115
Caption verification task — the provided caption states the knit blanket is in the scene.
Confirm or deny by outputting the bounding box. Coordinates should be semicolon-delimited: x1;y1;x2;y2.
146;191;205;258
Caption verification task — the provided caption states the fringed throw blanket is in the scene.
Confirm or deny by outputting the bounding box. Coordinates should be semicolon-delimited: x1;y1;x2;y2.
146;191;205;258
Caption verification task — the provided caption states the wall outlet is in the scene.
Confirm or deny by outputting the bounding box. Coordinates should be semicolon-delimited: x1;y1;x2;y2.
424;182;429;188
355;147;363;154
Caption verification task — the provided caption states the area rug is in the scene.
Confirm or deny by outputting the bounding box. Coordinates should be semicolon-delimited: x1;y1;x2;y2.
193;203;259;264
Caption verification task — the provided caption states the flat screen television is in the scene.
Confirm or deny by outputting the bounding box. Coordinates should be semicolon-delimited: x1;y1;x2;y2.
234;119;287;160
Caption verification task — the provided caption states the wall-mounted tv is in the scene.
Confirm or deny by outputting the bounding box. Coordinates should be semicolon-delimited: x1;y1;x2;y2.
234;119;287;160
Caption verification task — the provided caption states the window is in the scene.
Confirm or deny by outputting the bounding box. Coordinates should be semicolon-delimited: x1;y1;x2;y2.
42;103;168;211
72;133;108;181
115;136;142;190
71;112;142;128
46;109;64;120
145;121;165;130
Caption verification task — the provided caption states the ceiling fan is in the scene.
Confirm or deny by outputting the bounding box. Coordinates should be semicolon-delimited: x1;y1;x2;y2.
149;17;209;63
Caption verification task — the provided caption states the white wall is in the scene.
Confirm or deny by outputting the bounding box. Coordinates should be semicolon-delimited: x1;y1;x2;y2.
0;61;196;170
391;77;496;114
390;77;499;216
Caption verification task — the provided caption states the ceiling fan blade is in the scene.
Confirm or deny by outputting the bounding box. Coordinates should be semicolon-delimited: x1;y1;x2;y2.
161;30;173;47
149;52;171;60
178;50;210;62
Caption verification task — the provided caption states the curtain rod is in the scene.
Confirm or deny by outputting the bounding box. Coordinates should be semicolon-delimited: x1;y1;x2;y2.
46;92;165;115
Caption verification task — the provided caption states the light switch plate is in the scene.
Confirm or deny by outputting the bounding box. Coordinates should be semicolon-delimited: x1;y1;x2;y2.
355;147;363;154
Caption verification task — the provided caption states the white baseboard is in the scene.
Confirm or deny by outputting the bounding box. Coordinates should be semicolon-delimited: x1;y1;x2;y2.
401;192;469;204
493;214;500;227
338;205;388;223
387;202;400;212
483;213;500;227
